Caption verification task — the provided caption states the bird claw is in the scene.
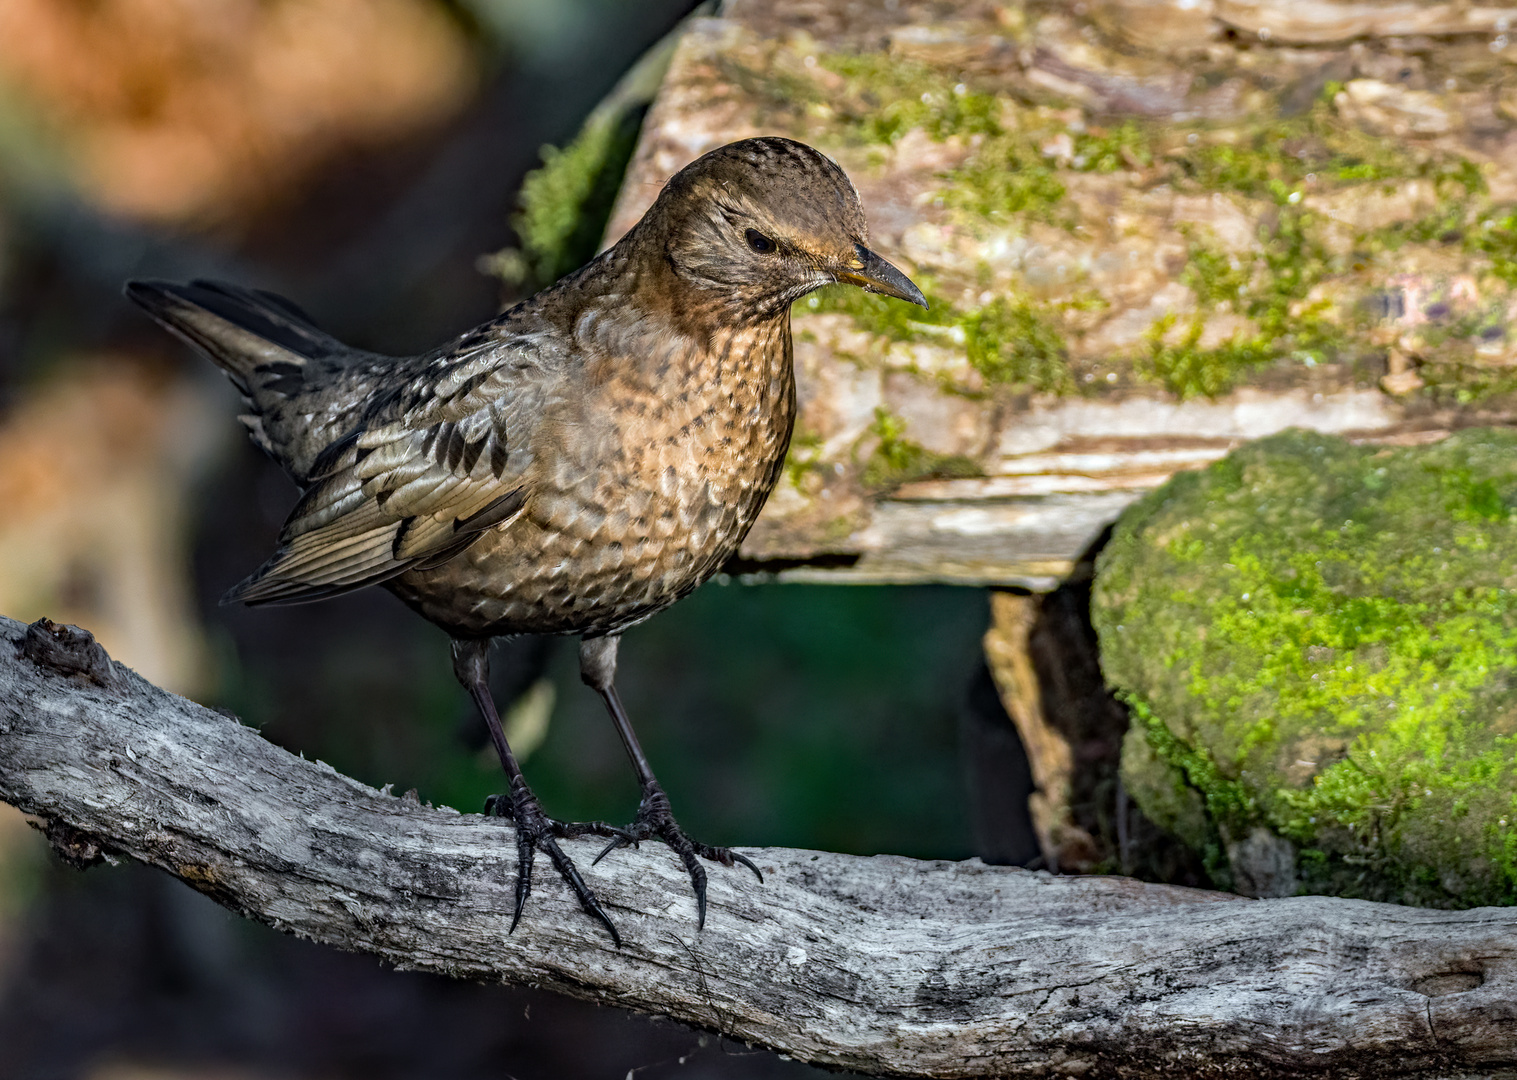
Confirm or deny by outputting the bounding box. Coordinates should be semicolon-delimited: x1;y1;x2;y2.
485;781;623;947
594;779;762;929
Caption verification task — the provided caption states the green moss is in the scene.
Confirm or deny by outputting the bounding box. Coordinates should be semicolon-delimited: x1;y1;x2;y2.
524;110;642;284
807;284;1072;394
1173;101;1453;198
1180;238;1252;308
1071;121;1154;173
1470;208;1517;287
483;104;644;288
962;297;1071;392
1122;694;1250;886
818;52;1001;144
938;120;1156;223
944;138;1067;221
1095;429;1517;906
1421;362;1517;406
1141;313;1274;400
1252;205;1334;339
1152;198;1355;399
859;407;981;489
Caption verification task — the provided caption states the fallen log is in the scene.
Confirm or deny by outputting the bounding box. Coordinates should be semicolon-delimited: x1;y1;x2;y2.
2;613;1514;1077
600;0;1517;588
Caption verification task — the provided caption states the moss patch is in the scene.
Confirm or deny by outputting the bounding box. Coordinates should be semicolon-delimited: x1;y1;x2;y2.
1471;208;1517;287
819;53;1001;145
943;136;1067;222
510;109;644;287
1094;429;1517;907
1141;313;1275;400
1146;204;1348;399
859;407;981;489
807;284;1072;394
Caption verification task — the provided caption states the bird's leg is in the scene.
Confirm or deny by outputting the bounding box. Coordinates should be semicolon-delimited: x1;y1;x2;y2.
452;637;623;945
579;635;763;929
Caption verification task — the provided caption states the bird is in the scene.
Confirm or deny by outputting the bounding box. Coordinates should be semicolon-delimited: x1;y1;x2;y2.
125;136;926;944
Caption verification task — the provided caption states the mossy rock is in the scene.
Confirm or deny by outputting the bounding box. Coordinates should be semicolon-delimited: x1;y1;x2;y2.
1093;428;1517;907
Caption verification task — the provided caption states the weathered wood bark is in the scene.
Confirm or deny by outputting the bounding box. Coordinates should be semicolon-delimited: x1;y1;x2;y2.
3;613;1516;1078
606;0;1517;589
982;590;1097;873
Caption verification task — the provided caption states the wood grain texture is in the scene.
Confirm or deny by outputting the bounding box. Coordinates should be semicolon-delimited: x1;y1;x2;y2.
605;0;1517;589
2;614;1516;1077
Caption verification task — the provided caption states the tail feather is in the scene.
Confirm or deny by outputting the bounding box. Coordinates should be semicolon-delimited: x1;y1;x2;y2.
125;277;390;483
123;279;343;392
127;278;423;608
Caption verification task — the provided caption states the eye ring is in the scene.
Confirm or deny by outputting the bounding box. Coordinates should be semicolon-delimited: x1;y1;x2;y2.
745;228;776;254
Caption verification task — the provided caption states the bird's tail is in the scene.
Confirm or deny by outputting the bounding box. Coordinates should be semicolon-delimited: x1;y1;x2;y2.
123;279;344;400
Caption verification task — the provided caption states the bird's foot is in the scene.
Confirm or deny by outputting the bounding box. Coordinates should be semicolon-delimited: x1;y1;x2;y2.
483;781;628;946
592;779;762;928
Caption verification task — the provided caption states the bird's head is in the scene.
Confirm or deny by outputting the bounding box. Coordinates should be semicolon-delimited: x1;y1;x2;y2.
644;137;926;321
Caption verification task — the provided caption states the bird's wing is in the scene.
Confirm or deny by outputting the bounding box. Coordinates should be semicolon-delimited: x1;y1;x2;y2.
227;336;556;605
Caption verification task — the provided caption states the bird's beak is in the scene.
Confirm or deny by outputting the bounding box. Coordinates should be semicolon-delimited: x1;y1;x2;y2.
835;244;928;309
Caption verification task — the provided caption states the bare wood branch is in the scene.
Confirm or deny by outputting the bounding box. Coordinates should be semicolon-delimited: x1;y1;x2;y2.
1;613;1515;1078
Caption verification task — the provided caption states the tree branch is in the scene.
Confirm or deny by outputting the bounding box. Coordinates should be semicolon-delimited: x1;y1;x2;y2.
1;614;1514;1077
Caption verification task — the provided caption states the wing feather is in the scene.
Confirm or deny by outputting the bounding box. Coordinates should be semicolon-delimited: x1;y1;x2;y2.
227;337;554;606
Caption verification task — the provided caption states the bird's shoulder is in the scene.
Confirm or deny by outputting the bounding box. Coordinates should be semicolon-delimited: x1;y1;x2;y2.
352;312;565;445
226;307;582;604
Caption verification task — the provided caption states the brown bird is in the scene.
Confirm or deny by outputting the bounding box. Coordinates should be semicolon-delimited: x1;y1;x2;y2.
125;136;926;943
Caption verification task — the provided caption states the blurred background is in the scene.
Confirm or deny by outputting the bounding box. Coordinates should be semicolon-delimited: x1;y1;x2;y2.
0;1;1035;1076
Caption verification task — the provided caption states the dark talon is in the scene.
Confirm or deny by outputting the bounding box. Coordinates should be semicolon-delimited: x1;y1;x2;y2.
490;777;623;947
728;850;764;884
540;835;621;946
511;821;535;933
592;835;627;866
597;778;759;928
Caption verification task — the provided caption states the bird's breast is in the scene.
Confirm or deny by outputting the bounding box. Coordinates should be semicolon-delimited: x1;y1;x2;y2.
541;317;795;545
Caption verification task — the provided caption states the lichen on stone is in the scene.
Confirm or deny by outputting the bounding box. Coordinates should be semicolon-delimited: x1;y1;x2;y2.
858;406;981;490
817;52;1001;146
1094;428;1517;906
806;276;1073;394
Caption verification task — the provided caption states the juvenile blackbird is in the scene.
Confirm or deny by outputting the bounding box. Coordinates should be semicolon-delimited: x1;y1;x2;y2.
126;136;926;943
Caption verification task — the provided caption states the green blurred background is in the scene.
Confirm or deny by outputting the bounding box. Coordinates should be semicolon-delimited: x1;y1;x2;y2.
0;2;1029;1077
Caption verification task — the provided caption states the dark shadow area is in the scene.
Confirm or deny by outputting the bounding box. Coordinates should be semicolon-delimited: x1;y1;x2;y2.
959;659;1040;867
1007;532;1211;889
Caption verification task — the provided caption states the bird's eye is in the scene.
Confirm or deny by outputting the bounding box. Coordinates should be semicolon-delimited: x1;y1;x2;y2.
745;228;776;254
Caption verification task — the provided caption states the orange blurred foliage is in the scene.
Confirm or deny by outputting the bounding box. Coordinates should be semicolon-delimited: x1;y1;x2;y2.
0;359;225;695
0;0;479;227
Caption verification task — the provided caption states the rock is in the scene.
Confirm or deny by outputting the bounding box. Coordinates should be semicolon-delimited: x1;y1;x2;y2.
1094;429;1517;906
1226;826;1299;898
1339;78;1456;135
1380;367;1425;394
